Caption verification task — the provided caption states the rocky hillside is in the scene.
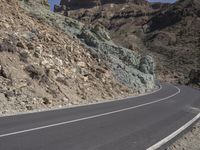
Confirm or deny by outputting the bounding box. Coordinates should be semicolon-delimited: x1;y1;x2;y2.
55;0;200;88
0;0;155;115
57;0;148;10
54;0;163;49
145;0;200;86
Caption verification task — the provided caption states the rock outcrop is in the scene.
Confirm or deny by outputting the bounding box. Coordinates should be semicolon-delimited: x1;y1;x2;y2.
55;0;149;14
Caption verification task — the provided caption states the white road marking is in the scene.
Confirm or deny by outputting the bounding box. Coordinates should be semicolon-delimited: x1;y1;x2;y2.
147;113;200;150
0;86;180;138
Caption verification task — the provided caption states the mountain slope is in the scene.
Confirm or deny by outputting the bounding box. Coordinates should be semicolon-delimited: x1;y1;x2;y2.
0;0;155;115
55;0;200;87
145;0;200;85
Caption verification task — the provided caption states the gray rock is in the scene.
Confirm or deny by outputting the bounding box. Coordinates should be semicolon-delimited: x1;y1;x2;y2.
139;56;154;74
77;26;155;90
19;1;156;92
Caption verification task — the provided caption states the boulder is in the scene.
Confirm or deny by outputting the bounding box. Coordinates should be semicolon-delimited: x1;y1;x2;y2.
42;97;52;105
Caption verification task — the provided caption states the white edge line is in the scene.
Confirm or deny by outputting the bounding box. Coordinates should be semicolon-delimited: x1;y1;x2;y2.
0;83;163;118
147;113;200;150
0;86;179;138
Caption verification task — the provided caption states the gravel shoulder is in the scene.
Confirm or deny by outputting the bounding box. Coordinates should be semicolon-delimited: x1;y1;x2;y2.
168;120;200;150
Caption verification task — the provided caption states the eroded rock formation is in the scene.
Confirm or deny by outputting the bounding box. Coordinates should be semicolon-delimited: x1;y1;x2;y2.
55;0;148;11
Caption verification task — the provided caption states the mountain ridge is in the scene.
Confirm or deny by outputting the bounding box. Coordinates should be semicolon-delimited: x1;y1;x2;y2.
55;0;200;87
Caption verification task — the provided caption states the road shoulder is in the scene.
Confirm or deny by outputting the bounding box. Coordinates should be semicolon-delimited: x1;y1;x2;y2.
168;120;200;150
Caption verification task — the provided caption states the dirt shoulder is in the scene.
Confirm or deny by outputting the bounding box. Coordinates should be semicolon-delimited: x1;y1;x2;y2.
168;120;200;150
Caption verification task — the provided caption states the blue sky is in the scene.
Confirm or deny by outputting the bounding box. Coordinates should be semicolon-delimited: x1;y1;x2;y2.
48;0;176;11
48;0;60;10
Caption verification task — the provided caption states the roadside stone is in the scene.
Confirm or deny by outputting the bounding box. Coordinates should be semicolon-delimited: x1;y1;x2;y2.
26;105;33;110
62;97;69;103
42;97;52;105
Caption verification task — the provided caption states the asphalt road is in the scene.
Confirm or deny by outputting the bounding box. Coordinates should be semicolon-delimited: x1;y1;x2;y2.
0;83;199;150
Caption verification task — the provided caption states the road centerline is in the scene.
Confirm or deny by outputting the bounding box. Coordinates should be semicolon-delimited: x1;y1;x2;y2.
0;86;181;138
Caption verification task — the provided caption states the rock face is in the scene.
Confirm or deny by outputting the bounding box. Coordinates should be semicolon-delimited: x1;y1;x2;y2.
77;25;155;90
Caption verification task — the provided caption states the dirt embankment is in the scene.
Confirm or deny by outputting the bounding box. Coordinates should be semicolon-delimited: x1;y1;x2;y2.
168;121;200;150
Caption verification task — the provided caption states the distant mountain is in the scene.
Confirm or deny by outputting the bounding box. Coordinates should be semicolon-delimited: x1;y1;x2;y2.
55;0;200;87
58;0;148;10
145;0;200;86
147;0;200;31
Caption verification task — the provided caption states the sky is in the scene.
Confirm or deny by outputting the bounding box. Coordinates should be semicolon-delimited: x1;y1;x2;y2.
48;0;176;11
48;0;60;11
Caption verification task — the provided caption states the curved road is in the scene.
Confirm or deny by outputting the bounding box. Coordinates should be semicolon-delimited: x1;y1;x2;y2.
0;83;199;150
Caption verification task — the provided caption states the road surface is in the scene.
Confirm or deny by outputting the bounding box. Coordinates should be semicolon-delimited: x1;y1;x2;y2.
0;83;199;150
